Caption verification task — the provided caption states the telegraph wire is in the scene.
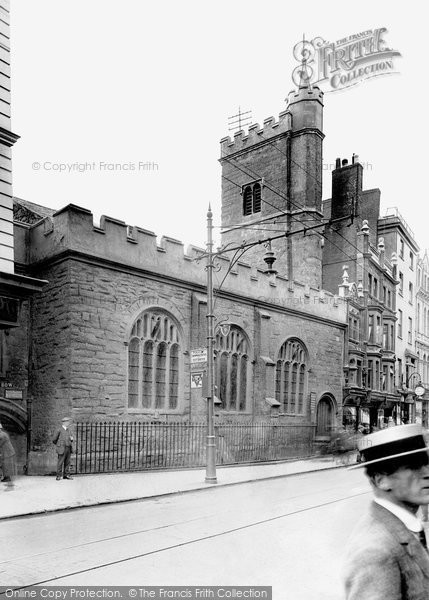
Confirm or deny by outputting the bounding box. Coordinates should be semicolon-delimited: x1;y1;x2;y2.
222;167;371;263
218;119;379;284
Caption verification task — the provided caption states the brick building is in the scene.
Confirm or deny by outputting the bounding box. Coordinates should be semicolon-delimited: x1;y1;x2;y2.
323;158;399;431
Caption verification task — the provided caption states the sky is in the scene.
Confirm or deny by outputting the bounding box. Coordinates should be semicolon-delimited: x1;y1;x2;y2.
9;1;427;251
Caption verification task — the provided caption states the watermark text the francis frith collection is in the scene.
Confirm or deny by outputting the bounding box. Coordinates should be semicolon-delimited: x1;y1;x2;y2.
292;28;401;93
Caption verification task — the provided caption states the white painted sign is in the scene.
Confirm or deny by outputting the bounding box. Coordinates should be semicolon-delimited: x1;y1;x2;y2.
5;389;23;400
191;348;207;364
191;373;203;388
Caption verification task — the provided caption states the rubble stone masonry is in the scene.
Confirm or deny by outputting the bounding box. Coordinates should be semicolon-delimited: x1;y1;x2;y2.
15;203;346;472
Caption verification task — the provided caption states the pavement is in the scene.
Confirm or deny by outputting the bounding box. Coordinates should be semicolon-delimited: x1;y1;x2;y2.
0;455;348;521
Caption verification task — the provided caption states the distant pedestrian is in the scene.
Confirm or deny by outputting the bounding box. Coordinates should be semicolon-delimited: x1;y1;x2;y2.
0;422;16;489
343;424;429;599
52;417;74;480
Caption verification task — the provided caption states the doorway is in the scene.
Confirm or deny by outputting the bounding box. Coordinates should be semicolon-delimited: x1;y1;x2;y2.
316;396;335;438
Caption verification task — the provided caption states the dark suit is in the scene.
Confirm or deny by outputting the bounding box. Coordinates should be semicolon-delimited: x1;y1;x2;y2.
52;426;73;478
343;501;429;599
0;429;16;480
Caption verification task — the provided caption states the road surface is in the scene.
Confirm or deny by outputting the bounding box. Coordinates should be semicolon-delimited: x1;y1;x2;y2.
0;467;371;599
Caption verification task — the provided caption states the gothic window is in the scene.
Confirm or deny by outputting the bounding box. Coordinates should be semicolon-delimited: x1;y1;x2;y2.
128;338;140;408
242;181;262;216
169;344;179;409
127;310;181;411
215;326;249;411
275;339;308;414
142;341;153;408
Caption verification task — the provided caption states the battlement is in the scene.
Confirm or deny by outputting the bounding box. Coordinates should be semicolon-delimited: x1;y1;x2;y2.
286;84;324;107
22;203;346;323
220;110;291;157
286;84;324;133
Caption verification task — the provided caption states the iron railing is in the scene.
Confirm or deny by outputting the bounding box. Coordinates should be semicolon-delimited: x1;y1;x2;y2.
73;421;316;474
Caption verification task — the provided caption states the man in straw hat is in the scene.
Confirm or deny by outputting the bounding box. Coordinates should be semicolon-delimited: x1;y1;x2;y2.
52;417;74;481
343;423;429;599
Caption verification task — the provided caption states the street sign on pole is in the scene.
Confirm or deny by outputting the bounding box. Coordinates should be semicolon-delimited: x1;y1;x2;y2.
191;348;208;365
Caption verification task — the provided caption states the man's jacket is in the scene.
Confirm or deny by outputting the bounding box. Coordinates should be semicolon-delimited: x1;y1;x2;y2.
343;501;429;600
52;427;73;455
0;430;15;458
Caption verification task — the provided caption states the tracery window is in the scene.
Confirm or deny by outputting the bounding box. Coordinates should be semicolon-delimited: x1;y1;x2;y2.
215;326;249;411
127;310;181;410
275;339;308;414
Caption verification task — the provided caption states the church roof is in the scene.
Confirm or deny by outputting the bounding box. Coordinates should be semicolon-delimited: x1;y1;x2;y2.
13;197;55;225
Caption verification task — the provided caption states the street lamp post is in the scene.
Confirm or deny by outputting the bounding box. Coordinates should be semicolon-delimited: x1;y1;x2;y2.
205;205;217;484
402;371;424;424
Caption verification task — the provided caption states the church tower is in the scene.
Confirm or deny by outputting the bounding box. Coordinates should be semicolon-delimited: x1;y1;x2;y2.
219;72;324;288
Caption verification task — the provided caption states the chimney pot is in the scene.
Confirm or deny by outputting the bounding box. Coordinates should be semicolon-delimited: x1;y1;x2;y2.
335;158;341;169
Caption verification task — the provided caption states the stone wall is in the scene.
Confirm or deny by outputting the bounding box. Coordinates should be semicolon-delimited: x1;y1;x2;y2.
15;204;347;473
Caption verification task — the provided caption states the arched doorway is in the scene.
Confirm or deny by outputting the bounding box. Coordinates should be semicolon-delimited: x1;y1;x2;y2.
316;395;335;438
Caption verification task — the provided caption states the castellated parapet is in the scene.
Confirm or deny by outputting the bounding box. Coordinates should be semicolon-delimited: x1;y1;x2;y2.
287;84;324;107
220;111;292;157
22;203;346;323
287;84;324;132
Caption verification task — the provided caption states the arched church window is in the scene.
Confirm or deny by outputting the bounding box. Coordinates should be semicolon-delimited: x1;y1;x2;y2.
215;326;249;411
127;310;181;410
275;339;308;414
242;180;262;216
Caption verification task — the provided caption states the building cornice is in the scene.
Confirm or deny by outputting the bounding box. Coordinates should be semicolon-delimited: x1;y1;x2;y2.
0;127;20;147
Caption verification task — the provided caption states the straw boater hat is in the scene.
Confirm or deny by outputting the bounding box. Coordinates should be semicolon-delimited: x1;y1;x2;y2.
350;423;429;469
62;417;72;423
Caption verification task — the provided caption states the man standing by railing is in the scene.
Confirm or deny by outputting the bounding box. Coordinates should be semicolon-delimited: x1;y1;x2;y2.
52;417;74;481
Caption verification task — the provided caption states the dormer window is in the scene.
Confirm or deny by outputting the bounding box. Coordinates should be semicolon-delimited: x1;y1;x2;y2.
242;181;262;216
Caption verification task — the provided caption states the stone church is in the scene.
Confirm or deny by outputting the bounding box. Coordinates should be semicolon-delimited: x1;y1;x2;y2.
0;0;348;472
5;77;349;474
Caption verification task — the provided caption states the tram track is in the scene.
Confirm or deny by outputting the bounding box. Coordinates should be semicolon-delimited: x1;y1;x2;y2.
0;488;370;591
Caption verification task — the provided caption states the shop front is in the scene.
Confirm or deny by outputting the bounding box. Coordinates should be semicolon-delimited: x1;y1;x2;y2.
343;388;368;431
